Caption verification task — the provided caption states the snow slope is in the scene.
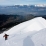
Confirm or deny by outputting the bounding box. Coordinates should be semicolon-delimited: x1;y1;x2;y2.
31;28;46;46
23;28;46;46
4;17;46;35
0;17;46;46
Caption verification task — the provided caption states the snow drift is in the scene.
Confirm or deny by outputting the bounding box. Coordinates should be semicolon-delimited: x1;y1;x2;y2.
0;17;46;46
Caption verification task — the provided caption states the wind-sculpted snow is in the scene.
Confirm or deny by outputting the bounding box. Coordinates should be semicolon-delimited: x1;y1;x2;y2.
0;17;46;46
23;36;34;46
31;28;46;46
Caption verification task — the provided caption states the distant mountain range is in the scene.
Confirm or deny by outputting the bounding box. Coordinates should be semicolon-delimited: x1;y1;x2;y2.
0;5;46;15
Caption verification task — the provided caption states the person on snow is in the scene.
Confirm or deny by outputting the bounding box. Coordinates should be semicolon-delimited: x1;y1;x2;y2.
3;34;9;40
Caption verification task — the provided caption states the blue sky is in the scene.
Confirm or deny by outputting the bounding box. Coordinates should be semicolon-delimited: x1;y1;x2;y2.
0;0;46;5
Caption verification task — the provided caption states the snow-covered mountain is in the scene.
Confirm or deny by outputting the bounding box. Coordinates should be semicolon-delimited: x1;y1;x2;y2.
3;17;46;35
0;17;46;46
0;5;46;15
35;4;46;7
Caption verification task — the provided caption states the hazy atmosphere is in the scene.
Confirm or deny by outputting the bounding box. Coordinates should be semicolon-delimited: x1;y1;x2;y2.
0;0;46;5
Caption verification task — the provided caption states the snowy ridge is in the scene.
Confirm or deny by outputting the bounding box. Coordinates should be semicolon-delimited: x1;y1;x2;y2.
0;17;46;46
3;17;46;35
15;4;46;7
35;4;46;7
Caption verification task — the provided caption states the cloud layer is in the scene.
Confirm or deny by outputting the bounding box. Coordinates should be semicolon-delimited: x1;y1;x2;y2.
0;0;46;5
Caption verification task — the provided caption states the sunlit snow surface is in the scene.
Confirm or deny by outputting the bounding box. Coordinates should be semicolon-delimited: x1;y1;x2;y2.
0;17;46;46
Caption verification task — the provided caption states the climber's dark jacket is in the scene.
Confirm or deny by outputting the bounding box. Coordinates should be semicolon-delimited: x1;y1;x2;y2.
3;34;9;40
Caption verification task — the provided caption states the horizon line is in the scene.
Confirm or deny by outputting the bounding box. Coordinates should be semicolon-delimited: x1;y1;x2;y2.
0;4;46;6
